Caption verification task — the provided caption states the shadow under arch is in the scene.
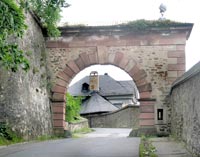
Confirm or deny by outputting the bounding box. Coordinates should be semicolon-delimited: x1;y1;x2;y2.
51;52;155;135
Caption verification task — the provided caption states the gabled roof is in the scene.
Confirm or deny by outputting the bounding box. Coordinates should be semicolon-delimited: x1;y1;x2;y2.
68;74;138;97
80;92;118;114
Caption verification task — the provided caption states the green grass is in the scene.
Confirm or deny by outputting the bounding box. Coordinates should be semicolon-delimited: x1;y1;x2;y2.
72;127;94;138
73;127;94;134
139;136;158;157
0;136;24;146
36;135;61;141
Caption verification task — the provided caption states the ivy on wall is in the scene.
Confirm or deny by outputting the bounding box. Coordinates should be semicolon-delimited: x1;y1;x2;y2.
0;0;69;72
0;0;29;72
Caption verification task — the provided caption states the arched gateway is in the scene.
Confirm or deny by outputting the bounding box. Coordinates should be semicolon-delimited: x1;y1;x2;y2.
46;22;193;135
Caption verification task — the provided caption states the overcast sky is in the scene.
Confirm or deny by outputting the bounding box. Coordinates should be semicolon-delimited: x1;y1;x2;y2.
60;0;200;84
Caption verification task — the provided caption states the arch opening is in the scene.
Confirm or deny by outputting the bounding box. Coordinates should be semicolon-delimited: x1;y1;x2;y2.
52;58;154;136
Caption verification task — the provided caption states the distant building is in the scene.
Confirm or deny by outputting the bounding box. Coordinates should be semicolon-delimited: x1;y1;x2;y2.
68;73;138;115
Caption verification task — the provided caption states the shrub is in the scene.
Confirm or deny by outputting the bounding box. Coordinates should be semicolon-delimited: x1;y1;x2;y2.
0;123;23;145
65;93;83;122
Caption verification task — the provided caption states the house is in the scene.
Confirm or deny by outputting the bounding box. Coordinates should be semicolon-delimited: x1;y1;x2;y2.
68;73;138;113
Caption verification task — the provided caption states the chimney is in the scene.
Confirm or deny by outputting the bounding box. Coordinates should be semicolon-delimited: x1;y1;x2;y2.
89;71;99;92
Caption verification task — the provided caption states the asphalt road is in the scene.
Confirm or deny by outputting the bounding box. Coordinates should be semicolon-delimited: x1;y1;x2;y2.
0;128;140;157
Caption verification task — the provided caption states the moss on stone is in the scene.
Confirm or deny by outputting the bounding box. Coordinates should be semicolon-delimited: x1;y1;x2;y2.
121;19;183;31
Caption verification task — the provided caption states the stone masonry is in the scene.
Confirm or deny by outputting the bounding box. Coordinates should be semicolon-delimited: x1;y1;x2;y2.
170;61;200;155
46;23;193;134
86;105;140;128
0;12;52;139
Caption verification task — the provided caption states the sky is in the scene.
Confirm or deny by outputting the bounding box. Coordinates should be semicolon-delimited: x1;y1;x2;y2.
60;0;200;85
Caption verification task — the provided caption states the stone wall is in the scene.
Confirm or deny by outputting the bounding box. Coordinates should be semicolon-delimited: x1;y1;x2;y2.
84;105;139;128
67;118;89;132
170;61;200;155
0;12;52;139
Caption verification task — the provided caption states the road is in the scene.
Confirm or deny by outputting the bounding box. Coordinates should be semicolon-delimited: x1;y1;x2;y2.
0;128;140;157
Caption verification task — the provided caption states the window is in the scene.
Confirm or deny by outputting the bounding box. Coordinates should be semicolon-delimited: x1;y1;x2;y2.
157;109;163;120
81;83;89;93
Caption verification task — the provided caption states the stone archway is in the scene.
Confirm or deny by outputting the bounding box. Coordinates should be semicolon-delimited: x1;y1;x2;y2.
46;23;192;135
51;52;155;135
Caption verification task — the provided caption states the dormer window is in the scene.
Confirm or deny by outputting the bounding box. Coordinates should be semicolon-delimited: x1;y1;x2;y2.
82;83;89;93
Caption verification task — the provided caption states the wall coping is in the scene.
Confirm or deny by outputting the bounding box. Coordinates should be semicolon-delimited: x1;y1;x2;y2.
85;104;139;117
170;61;200;93
58;22;193;39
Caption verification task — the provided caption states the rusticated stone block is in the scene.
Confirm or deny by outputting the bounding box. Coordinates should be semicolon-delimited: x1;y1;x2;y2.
140;101;155;106
139;113;154;119
139;119;154;126
138;83;152;92
125;59;137;72
167;71;178;78
140;105;154;113
89;52;98;65
177;58;185;64
134;69;147;81
55;78;68;87
119;57;129;70
67;61;80;73
52;93;65;102
168;51;185;58
97;46;108;64
114;52;124;66
176;45;185;50
63;66;75;78
108;53;115;64
57;71;71;83
128;65;140;77
52;85;66;94
75;57;85;70
140;92;151;99
168;58;177;64
136;78;147;87
53;114;65;120
52;104;65;114
168;64;185;71
80;53;90;67
53;120;65;127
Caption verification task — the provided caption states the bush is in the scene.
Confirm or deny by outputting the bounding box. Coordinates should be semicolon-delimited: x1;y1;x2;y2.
66;93;83;122
0;123;23;145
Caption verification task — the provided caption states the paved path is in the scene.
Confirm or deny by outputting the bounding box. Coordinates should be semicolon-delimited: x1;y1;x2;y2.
0;128;140;157
84;128;133;138
151;138;192;157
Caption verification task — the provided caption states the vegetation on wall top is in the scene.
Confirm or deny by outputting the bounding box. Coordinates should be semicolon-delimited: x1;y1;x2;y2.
122;19;183;31
21;0;70;37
